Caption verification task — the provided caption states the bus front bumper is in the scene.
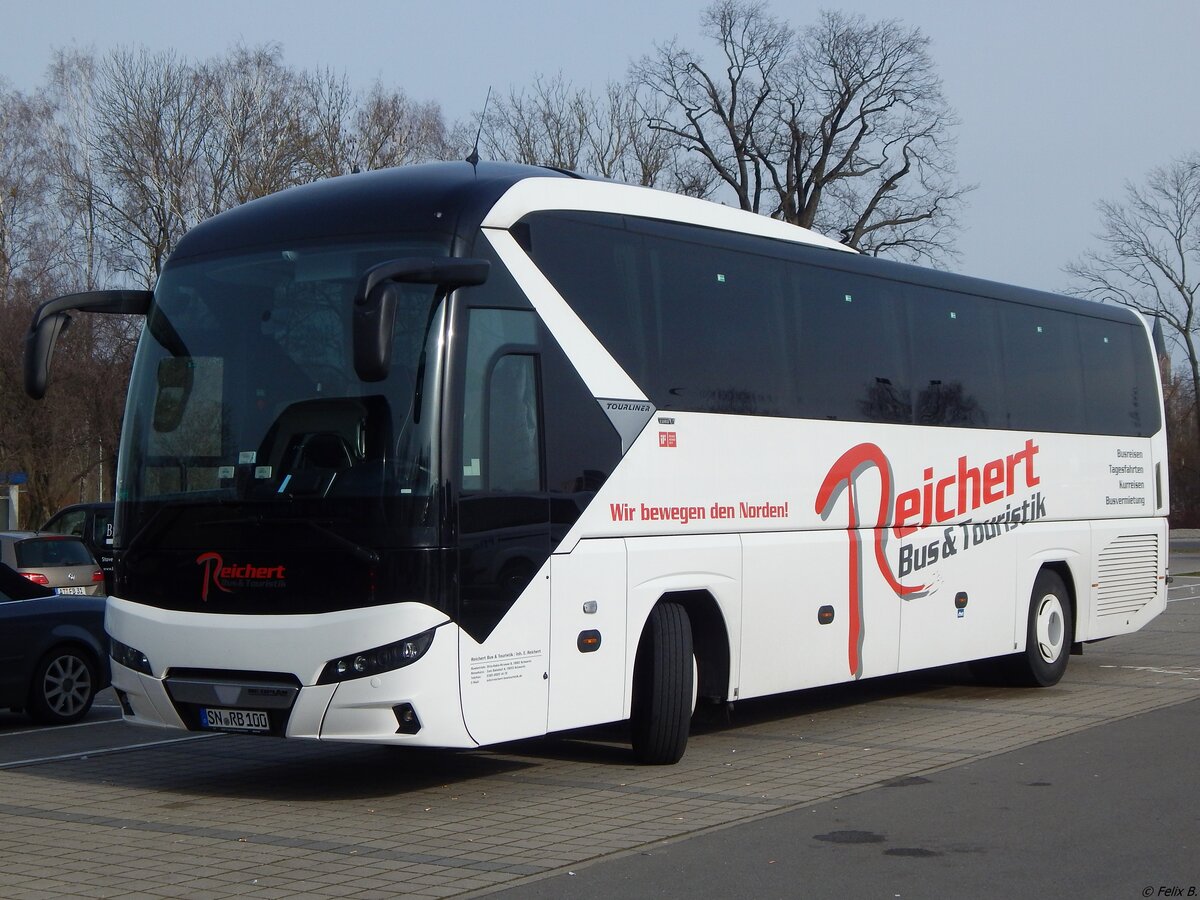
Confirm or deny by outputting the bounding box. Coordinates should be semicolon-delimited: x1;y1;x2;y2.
106;598;475;748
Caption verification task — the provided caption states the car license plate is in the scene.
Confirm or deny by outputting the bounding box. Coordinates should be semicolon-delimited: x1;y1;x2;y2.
200;707;270;733
56;586;88;595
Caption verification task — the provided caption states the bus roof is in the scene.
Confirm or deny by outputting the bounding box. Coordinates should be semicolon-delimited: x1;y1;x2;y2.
169;161;851;264
169;160;1143;328
171;161;571;262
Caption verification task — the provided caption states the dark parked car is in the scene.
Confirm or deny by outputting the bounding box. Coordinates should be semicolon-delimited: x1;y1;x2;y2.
0;563;110;724
41;502;115;592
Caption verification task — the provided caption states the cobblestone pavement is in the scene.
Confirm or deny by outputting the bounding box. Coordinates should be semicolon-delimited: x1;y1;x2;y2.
1;587;1197;899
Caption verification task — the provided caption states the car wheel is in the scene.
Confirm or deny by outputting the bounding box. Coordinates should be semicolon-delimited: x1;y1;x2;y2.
28;647;98;725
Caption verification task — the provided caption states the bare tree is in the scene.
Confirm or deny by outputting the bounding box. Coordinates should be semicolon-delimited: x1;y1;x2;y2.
1161;370;1200;525
44;49;109;291
481;73;590;171
355;83;454;170
475;73;682;190
204;43;308;209
300;69;455;177
0;83;57;297
779;10;969;260
634;1;970;261
298;66;357;179
87;48;213;284
1067;154;1200;451
632;2;791;212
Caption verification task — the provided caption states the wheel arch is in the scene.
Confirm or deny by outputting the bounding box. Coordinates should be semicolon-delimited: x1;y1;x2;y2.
647;589;731;704
32;638;104;681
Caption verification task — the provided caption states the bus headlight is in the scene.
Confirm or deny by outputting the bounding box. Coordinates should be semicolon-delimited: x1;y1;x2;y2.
317;627;437;684
110;639;153;675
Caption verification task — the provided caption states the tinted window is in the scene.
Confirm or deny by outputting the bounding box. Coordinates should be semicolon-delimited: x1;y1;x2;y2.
1001;304;1085;432
637;220;792;415
44;509;87;538
908;290;1004;428
16;538;95;567
792;269;911;423
461;309;540;493
93;507;115;547
526;214;794;416
1078;318;1155;435
523;211;1159;437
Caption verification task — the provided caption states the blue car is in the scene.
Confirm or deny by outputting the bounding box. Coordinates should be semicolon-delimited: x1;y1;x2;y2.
0;562;110;724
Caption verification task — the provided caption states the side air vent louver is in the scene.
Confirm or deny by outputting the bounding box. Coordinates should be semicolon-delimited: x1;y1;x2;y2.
1096;534;1159;617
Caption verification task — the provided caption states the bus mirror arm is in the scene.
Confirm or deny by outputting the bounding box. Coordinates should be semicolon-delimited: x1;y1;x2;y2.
24;289;153;399
353;258;489;383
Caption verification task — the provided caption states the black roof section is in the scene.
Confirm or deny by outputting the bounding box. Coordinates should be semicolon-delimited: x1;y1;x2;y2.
169;159;1140;328
170;161;572;262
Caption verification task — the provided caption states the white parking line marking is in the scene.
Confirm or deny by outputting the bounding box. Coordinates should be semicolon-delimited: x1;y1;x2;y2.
0;714;125;738
0;733;219;769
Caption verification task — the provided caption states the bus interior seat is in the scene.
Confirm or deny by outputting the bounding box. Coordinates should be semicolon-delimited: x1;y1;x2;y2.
260;396;392;496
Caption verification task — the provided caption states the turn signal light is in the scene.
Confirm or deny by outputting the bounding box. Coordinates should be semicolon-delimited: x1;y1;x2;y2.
577;630;601;652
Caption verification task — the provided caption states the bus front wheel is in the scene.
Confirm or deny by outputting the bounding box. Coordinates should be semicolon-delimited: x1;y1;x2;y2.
1006;569;1073;687
631;601;694;765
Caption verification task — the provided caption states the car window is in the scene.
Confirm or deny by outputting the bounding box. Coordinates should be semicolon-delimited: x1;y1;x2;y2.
93;508;115;547
15;538;95;567
44;509;88;537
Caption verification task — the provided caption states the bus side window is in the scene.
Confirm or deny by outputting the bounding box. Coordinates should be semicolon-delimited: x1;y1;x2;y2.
460;309;541;491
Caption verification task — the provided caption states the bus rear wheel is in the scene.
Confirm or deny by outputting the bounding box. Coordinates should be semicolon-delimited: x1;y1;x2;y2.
1005;569;1073;687
631;601;694;765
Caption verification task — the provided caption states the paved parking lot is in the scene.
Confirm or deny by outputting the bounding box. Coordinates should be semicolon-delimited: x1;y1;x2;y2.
1;577;1198;898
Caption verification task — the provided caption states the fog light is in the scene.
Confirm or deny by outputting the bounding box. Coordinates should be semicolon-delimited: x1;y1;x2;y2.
393;702;421;734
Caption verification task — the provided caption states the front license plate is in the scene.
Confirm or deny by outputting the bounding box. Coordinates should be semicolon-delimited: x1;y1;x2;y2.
200;707;270;733
56;586;88;595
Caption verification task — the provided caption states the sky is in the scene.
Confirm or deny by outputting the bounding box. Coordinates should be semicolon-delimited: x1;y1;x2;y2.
3;0;1199;295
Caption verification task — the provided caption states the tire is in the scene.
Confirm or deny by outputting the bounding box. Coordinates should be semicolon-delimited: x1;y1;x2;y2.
630;601;694;765
28;647;98;725
1004;569;1073;687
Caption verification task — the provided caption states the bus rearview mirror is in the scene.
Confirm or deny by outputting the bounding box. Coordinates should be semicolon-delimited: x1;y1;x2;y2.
353;258;489;382
24;289;153;399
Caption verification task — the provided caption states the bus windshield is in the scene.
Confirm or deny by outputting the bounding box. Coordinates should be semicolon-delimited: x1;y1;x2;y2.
116;237;450;569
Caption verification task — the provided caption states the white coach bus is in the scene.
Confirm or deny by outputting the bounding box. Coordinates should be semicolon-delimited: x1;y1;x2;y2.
24;162;1168;763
